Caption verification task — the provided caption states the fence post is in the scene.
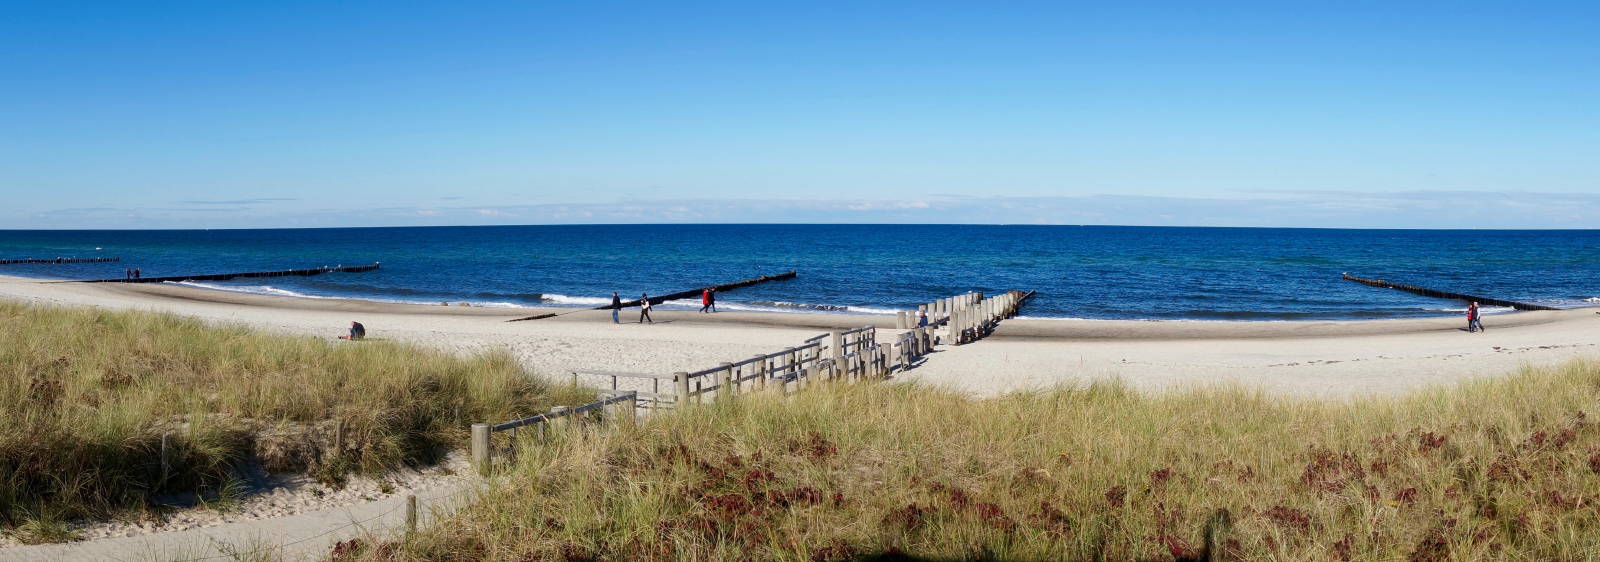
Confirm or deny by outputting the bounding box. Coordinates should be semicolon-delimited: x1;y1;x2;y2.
471;423;490;475
716;364;732;401
675;371;690;407
332;419;345;459
829;331;843;380
405;493;418;535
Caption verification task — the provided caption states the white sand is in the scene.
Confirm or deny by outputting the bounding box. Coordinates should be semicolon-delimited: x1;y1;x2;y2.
2;274;1596;399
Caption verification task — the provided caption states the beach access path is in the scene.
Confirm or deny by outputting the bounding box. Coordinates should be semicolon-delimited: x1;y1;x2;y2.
2;273;1596;400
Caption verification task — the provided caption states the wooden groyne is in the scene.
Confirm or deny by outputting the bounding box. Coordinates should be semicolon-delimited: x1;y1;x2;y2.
893;289;1034;344
1;257;120;265
1340;273;1558;311
80;263;381;284
610;270;798;309
508;270;798;321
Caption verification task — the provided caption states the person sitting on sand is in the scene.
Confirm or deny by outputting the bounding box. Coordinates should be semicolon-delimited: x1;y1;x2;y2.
1467;302;1484;333
340;321;366;340
639;293;653;324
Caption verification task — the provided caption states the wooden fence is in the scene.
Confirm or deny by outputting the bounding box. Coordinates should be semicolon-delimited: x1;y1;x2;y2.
471;325;938;472
470;391;638;473
470;290;1030;473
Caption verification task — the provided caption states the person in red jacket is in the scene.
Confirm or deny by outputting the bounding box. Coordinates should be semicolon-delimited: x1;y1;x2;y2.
700;288;712;313
1467;302;1484;333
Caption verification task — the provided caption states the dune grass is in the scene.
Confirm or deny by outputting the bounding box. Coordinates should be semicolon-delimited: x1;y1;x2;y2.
0;301;584;537
357;359;1600;561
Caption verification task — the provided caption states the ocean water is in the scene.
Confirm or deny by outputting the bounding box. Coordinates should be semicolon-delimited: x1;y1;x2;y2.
1;225;1597;320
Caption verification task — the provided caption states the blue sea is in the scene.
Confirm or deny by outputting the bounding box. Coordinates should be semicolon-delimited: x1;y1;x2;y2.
1;225;1597;320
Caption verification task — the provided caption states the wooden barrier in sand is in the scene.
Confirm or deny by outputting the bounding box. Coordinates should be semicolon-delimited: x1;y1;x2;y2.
602;270;797;310
894;289;1033;344
1340;273;1558;311
507;270;799;322
78;263;381;284
0;257;121;265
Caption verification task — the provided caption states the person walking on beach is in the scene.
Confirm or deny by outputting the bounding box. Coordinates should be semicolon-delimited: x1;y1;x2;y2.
700;288;712;313
133;268;141;279
708;288;716;312
611;291;622;324
1467;301;1484;333
639;293;654;324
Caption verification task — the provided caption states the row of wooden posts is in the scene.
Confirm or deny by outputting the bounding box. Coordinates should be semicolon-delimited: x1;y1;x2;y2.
894;290;1031;344
0;256;120;265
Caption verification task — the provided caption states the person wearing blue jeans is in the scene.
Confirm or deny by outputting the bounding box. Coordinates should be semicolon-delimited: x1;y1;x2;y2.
610;291;622;323
1467;301;1484;333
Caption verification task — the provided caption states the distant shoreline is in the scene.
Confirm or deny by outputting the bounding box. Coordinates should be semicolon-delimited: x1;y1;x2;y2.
0;269;1570;324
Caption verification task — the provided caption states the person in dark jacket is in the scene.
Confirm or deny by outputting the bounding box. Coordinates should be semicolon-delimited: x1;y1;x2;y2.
639;293;653;324
1467;302;1484;333
611;291;622;324
708;288;717;312
340;321;366;340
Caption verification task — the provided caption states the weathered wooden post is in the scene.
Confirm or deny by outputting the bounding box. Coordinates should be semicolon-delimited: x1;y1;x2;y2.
715;365;732;401
332;419;345;459
744;355;761;392
780;348;795;391
720;362;736;394
405;494;418;535
829;331;843;380
470;423;490;475
675;371;691;407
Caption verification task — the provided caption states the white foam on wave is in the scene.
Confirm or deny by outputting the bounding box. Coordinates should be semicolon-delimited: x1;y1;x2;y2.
175;281;328;299
173;281;529;309
539;293;614;307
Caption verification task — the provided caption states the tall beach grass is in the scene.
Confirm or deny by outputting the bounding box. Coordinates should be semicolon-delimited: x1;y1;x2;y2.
0;301;583;536
368;359;1600;560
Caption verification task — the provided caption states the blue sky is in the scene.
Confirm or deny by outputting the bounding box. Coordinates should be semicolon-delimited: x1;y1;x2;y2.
3;2;1598;229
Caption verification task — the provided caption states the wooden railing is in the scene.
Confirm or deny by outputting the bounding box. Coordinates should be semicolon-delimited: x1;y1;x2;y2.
470;391;638;473
470;292;1029;473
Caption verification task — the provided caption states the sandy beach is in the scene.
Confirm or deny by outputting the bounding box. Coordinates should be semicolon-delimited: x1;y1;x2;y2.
2;274;1595;399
